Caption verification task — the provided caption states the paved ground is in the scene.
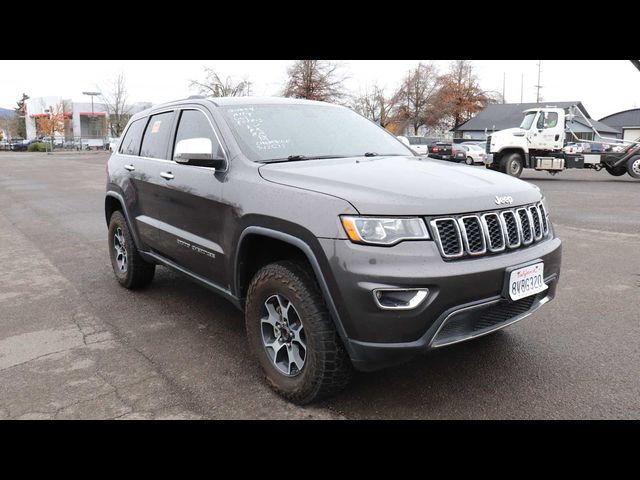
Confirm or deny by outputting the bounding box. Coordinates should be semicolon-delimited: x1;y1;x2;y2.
0;151;638;419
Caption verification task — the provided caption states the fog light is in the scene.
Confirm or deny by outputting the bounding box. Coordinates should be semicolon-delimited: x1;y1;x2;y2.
373;288;429;310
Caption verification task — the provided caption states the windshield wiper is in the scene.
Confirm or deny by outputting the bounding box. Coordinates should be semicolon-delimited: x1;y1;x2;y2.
363;152;404;157
260;154;350;164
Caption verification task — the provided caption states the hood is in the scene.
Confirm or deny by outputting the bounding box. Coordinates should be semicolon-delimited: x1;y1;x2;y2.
259;156;541;215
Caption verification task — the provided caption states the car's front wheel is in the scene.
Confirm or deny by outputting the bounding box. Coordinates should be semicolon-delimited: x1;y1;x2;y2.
245;260;353;404
466;156;474;165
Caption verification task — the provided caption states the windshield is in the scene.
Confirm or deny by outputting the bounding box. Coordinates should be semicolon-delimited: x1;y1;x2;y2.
219;104;413;162
520;112;537;130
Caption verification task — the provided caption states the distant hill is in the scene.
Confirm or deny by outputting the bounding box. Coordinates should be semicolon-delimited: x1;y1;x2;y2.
0;107;15;118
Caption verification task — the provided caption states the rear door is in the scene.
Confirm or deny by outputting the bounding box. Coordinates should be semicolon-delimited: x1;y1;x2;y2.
128;110;179;255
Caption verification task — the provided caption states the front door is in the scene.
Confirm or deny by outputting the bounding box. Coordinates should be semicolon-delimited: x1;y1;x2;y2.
529;110;564;150
151;107;230;288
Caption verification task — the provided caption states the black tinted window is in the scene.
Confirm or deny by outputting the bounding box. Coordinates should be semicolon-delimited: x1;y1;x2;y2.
140;112;174;159
119;118;146;155
172;110;223;160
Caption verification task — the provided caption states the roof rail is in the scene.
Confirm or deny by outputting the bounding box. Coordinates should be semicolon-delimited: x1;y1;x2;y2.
187;95;205;100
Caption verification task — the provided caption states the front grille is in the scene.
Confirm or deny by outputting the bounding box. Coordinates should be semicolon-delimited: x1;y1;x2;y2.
432;219;463;257
430;203;549;260
431;291;547;348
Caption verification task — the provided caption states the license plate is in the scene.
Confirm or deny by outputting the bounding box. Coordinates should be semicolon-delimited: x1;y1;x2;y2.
507;262;547;301
442;155;449;159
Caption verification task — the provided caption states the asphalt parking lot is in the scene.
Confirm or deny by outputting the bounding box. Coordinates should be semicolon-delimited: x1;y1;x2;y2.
0;151;638;419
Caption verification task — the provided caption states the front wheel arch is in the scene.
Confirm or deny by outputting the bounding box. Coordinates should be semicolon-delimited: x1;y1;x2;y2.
234;227;352;357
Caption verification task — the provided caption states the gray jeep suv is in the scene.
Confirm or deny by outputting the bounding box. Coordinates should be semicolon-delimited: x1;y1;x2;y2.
105;96;562;404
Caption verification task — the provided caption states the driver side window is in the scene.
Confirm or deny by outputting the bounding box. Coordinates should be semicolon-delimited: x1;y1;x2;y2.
172;109;224;161
537;112;558;129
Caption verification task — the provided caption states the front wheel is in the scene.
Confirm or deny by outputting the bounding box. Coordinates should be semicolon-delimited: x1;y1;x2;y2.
245;261;353;404
500;152;524;177
466;156;474;165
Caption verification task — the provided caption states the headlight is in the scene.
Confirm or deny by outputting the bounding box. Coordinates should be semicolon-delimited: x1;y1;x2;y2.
341;216;430;246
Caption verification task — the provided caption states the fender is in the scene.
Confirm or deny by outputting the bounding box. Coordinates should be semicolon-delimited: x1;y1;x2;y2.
105;189;144;252
234;226;354;357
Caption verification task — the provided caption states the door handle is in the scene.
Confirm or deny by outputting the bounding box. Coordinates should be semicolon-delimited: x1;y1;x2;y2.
160;171;175;180
124;164;135;171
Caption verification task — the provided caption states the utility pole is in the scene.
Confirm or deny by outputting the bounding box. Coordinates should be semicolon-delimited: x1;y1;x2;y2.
520;73;524;103
502;72;506;103
535;60;543;103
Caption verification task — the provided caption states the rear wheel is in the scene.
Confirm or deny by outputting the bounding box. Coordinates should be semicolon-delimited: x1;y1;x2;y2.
245;260;353;404
466;156;474;165
108;210;155;289
500;152;524;177
626;156;640;179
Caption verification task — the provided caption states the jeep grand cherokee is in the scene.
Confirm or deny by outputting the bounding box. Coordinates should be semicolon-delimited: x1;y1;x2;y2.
105;96;562;404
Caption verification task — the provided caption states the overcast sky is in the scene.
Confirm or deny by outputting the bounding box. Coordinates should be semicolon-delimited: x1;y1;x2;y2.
1;60;637;120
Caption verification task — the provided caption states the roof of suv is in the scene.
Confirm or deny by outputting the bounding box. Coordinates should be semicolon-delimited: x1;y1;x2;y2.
129;96;341;123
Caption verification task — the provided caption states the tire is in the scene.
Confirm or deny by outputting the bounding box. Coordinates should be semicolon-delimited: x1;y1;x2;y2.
500;152;524;177
108;210;155;289
245;260;353;404
605;165;627;177
626;156;640;179
466;156;474;165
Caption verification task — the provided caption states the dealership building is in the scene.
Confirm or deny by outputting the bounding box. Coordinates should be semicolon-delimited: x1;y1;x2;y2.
23;96;151;142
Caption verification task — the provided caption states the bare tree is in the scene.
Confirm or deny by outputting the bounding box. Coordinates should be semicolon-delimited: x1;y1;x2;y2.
351;84;396;127
100;73;132;137
392;63;441;135
283;60;348;103
436;60;491;128
189;67;252;97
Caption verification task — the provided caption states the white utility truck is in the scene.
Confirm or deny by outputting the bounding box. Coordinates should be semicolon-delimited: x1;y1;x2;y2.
484;105;640;179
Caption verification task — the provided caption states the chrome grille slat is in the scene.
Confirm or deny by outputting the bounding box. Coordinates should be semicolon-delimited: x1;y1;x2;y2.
516;208;534;245
481;213;506;252
539;203;549;234
458;216;486;255
430;202;549;260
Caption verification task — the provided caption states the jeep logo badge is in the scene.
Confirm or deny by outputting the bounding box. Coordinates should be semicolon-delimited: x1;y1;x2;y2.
495;195;513;205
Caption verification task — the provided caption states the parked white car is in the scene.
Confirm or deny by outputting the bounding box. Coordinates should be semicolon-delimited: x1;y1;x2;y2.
108;137;121;152
459;144;486;164
563;142;586;154
397;136;429;155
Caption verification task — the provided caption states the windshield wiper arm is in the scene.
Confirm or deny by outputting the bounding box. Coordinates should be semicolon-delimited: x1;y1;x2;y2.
260;154;350;164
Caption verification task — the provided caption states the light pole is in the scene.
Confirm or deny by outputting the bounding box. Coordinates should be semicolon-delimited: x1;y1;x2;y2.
82;91;101;148
44;107;53;152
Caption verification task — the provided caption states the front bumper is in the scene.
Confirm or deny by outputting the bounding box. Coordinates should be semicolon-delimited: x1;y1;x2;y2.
318;235;562;371
484;153;495;165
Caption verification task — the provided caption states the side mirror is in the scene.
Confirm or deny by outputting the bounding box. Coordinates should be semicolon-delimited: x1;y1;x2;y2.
174;137;226;169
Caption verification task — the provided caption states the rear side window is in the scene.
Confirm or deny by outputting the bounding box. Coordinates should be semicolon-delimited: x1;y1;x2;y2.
172;109;224;160
119;118;146;155
140;111;174;159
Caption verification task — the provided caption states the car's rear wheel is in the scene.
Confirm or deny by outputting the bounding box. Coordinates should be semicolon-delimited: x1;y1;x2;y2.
108;210;155;289
466;156;474;165
245;260;353;404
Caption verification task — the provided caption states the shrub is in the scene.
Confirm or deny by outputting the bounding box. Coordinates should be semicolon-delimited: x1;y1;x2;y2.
27;142;52;152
